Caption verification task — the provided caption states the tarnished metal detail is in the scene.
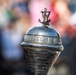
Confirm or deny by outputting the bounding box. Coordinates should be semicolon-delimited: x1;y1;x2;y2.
24;35;61;44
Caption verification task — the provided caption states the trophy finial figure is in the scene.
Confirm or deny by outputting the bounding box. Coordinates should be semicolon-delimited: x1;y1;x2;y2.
39;8;50;27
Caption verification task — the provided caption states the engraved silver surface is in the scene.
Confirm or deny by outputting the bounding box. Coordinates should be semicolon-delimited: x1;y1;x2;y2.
22;26;63;51
21;8;63;75
24;35;60;44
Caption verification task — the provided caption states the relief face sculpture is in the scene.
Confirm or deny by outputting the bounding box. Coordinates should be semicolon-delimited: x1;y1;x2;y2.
21;8;64;75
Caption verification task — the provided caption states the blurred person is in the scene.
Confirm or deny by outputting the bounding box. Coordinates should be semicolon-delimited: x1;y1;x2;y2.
68;3;76;75
0;1;14;74
49;1;76;75
10;0;31;34
50;0;72;36
29;0;50;27
49;0;76;56
0;17;25;75
49;0;76;75
1;18;23;61
0;0;11;28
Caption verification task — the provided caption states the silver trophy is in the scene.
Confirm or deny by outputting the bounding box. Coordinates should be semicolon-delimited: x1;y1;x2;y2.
21;8;63;75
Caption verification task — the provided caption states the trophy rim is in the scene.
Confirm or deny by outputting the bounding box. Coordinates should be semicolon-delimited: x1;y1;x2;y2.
21;42;64;51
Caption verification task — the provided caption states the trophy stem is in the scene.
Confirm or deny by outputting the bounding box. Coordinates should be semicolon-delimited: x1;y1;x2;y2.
25;48;60;75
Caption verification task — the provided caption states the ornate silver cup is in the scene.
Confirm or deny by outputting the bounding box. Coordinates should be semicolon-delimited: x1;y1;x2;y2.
21;8;63;75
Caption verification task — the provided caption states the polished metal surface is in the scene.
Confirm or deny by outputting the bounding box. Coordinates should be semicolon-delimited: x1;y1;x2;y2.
21;8;63;75
21;26;63;51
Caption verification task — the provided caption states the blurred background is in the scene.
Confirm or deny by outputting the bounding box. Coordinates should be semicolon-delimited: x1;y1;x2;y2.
0;0;76;75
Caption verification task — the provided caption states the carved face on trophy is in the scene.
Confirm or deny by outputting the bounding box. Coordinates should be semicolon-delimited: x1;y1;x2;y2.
21;8;63;75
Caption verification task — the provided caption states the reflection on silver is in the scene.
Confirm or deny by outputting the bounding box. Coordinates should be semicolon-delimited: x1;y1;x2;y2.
21;8;63;75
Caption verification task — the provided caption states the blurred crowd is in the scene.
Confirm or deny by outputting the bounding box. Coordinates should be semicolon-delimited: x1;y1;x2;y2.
0;0;76;75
